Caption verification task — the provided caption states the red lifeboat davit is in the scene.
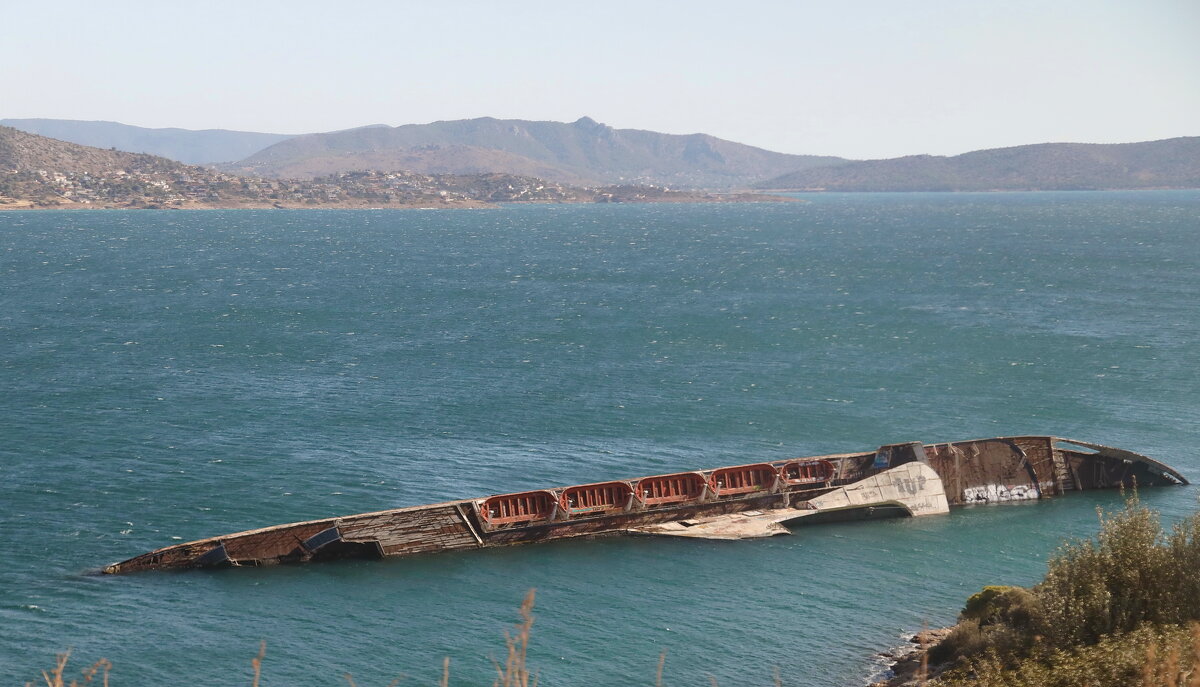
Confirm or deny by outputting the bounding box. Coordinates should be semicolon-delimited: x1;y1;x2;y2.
635;472;707;507
708;463;779;497
559;481;634;517
779;459;836;486
479;490;558;527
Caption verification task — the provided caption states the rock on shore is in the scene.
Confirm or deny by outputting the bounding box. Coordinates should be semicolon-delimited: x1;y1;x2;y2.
870;628;953;687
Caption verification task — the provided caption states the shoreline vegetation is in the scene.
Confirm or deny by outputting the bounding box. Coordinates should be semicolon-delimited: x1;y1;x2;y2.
872;493;1200;687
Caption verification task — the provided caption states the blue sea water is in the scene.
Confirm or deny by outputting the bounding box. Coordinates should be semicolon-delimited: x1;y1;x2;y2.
1;192;1198;686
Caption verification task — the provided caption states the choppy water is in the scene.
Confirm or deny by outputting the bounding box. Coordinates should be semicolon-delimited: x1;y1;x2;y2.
2;192;1198;686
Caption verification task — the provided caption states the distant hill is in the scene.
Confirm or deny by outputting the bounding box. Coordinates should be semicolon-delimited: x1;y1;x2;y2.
1;126;795;209
226;116;845;188
0;118;295;164
0;125;575;208
757;138;1200;191
0;124;190;176
241;143;602;185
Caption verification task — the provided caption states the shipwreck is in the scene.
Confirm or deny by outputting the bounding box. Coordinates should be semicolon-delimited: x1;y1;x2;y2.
103;436;1188;574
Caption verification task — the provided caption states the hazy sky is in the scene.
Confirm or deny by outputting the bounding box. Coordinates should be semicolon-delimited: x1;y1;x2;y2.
4;0;1197;159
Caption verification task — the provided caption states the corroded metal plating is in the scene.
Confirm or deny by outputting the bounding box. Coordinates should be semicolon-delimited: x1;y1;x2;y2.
103;436;1187;574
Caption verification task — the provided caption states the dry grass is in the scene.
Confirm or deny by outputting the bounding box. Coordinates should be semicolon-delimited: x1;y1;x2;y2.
29;592;543;687
491;589;537;687
936;621;1200;687
1145;623;1200;687
251;641;264;687
918;628;929;687
25;650;110;687
28;585;850;686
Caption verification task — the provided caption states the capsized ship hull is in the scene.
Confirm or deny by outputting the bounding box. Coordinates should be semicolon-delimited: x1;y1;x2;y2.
103;436;1187;574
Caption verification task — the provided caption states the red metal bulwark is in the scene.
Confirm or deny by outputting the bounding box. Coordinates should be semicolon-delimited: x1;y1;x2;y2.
635;472;707;507
779;459;836;486
559;481;634;516
480;490;558;526
708;463;778;497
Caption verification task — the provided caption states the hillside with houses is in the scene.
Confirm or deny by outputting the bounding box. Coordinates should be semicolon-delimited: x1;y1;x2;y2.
0;127;794;209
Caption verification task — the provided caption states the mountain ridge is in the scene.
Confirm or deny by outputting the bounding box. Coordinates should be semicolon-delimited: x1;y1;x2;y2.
0;126;796;209
226;116;845;188
756;137;1200;191
0;125;575;208
0;124;189;176
0;118;295;165
6;118;1197;192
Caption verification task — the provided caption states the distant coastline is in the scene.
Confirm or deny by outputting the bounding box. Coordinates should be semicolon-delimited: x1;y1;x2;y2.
0;190;802;211
754;137;1200;192
5;120;1198;209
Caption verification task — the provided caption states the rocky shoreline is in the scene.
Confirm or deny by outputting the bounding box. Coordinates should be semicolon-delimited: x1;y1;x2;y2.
869;628;953;687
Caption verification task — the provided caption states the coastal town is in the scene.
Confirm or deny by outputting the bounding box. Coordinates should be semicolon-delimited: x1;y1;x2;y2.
0;164;588;209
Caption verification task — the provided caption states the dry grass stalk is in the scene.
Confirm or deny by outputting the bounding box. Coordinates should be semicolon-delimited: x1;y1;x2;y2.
440;656;450;687
79;659;111;687
1189;623;1200;687
1166;645;1182;687
492;589;537;687
1144;642;1159;687
655;650;667;687
918;623;929;687
40;650;69;687
27;651;111;687
251;641;265;687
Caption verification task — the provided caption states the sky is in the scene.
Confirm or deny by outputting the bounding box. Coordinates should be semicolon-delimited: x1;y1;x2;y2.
3;0;1198;159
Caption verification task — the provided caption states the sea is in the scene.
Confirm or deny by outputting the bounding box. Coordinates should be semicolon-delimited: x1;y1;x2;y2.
2;192;1198;686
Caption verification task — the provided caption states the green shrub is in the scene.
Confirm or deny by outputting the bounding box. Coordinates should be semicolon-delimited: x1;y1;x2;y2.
962;585;1040;634
937;622;1200;687
933;494;1200;674
928;620;1034;668
962;586;1014;622
1034;494;1200;650
929;619;988;664
1167;508;1200;625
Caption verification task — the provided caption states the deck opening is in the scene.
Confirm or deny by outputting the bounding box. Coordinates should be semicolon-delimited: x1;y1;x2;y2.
560;481;635;516
708;463;778;497
480;490;558;526
636;472;707;506
779;459;836;486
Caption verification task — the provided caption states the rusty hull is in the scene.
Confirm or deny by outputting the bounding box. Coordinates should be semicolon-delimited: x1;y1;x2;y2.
103;436;1187;574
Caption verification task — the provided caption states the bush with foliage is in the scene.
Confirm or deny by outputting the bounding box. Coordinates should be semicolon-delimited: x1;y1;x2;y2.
942;622;1200;687
1035;494;1200;650
931;493;1200;685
